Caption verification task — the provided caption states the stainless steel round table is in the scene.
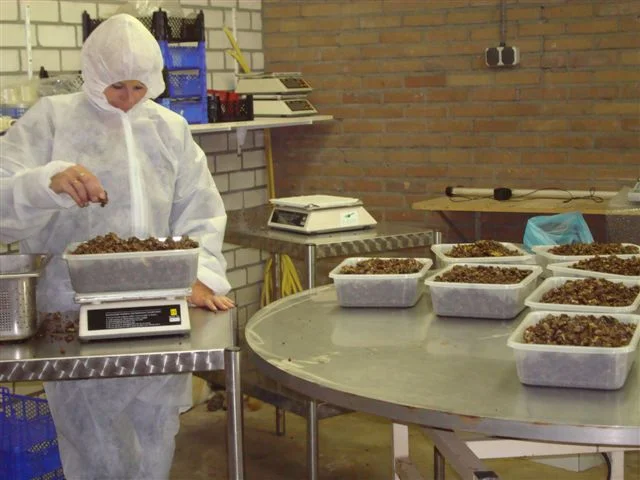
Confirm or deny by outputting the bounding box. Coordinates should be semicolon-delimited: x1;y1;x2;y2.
246;285;640;478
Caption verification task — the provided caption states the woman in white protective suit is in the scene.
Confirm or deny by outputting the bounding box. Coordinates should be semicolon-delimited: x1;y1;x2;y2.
0;13;234;479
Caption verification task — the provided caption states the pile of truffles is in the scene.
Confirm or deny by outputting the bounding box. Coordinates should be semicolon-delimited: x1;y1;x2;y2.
523;313;635;347
548;242;639;256
435;265;531;284
72;232;198;254
446;240;523;258
539;277;640;307
338;258;423;275
570;255;640;277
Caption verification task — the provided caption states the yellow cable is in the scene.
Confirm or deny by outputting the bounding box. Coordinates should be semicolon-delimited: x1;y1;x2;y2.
223;25;304;303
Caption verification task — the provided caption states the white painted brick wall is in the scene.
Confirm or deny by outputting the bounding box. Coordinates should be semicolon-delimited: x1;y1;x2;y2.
37;25;76;47
60;48;80;70
213;172;230;192
244;187;267;207
239;0;261;11
222;191;244;211
59;2;97;23
0;50;20;72
214;152;242;172
229;170;254;190
20;48;60;71
242;149;264;169
0;0;19;21
26;1;60;23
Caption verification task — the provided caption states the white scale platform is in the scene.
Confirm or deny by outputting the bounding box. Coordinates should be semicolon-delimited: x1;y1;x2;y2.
76;288;191;341
268;195;377;234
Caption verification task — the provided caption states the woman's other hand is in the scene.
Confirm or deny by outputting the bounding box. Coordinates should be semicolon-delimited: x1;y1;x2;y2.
188;279;235;312
49;165;108;207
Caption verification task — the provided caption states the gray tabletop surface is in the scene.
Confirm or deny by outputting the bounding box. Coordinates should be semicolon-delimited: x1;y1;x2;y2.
226;223;436;259
0;308;234;382
246;285;640;446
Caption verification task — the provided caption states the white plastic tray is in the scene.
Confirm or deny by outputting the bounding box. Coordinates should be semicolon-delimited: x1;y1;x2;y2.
532;243;640;271
431;242;535;269
508;310;640;389
328;257;432;308
424;263;542;319
548;257;640;282
524;276;640;314
63;238;199;294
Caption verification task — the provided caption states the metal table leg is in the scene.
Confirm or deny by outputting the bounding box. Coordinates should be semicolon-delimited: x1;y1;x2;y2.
307;398;319;480
225;347;245;480
305;244;317;288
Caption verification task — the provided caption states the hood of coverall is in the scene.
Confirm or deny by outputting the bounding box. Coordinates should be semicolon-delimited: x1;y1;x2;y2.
81;13;165;111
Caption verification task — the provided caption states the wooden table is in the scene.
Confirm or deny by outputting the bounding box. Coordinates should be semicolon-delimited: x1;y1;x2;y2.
412;193;639;241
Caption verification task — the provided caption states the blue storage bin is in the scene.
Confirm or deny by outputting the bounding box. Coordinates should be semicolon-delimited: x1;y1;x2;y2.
166;71;206;98
158;97;208;124
159;42;206;70
0;387;64;480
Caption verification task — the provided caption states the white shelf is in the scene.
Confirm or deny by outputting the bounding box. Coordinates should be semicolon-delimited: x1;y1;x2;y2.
189;115;334;134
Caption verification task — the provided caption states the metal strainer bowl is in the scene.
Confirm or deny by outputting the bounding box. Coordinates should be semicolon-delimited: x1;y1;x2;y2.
0;254;49;342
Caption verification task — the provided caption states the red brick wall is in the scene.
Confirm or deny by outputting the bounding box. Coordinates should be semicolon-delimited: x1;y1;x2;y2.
262;0;639;243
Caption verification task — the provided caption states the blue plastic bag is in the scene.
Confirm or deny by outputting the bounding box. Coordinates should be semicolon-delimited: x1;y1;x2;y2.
523;212;594;252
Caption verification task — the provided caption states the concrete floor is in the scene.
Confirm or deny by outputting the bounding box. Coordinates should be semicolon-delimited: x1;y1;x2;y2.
170;398;640;480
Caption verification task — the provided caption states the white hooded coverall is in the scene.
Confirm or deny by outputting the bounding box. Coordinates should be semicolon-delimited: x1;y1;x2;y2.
0;13;230;480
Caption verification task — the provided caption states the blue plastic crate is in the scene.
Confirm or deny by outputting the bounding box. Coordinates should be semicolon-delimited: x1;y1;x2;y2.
166;71;206;99
159;41;206;70
158;97;208;124
0;387;64;480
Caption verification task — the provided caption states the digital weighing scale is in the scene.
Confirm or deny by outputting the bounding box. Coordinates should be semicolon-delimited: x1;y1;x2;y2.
76;288;191;341
253;95;318;117
235;72;312;95
268;195;377;234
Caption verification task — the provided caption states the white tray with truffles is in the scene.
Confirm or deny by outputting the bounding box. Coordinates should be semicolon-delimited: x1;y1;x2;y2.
424;263;542;319
328;257;432;308
532;242;640;271
508;310;640;390
431;240;535;269
524;276;640;314
547;255;640;282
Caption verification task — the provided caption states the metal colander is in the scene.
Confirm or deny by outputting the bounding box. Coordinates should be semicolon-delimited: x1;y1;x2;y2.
0;254;48;342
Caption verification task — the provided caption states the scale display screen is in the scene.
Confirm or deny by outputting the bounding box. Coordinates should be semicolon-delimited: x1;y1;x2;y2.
271;209;308;227
87;304;183;331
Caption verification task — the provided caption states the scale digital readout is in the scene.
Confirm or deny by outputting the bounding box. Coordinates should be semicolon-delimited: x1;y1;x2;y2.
76;289;191;341
268;195;377;234
253;95;318;117
235;72;312;95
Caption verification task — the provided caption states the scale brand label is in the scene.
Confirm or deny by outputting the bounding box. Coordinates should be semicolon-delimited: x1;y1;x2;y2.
87;305;182;331
340;210;359;227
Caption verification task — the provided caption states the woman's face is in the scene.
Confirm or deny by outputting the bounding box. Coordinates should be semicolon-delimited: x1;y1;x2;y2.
103;80;148;112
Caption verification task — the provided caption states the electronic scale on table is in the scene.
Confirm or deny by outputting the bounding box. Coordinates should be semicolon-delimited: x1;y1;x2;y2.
268;195;377;234
235;72;313;95
253;95;318;117
76;288;191;341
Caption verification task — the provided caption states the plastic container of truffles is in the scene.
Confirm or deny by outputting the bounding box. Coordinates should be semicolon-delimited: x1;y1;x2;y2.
424;263;542;319
507;310;640;389
431;242;535;269
328;257;432;308
524;276;640;314
62;237;199;293
548;256;640;282
531;243;640;271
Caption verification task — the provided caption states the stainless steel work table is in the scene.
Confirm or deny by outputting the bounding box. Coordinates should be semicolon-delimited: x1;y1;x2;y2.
246;285;640;479
226;222;440;288
0;308;245;480
222;222;440;437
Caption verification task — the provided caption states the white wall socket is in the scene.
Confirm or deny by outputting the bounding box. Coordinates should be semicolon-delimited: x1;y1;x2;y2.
485;46;520;67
